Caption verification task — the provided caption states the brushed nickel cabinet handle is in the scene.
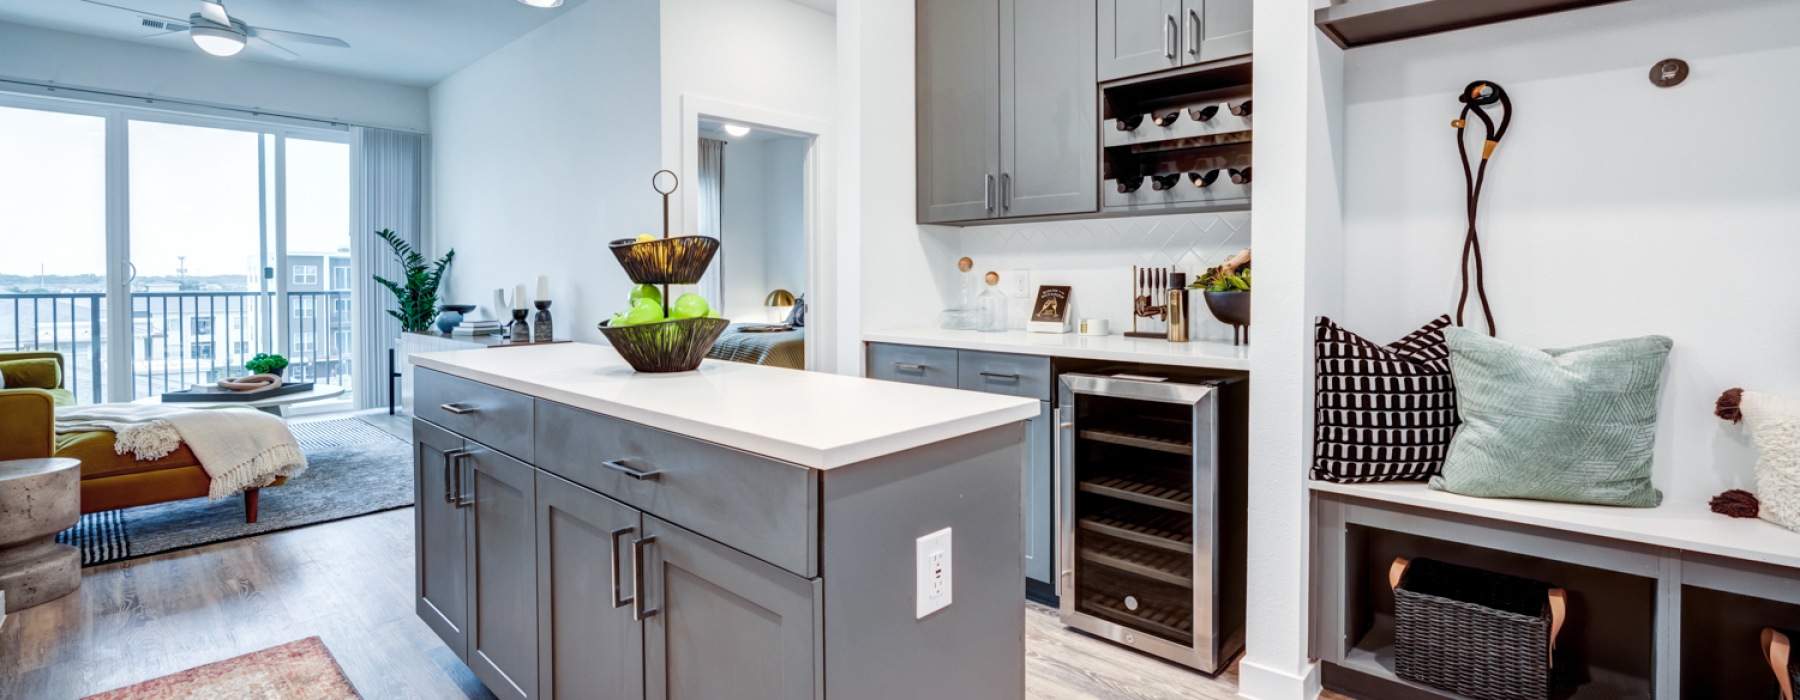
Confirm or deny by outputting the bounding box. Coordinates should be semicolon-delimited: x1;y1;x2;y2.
985;173;996;212
1164;15;1177;59
455;452;475;507
632;535;659;621
610;527;636;609
1187;8;1200;56
442;448;469;503
893;362;927;372
440;402;477;415
1001;173;1012;210
979;371;1021;381
602;459;664;481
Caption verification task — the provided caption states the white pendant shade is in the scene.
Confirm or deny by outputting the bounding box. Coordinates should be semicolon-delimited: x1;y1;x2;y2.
518;0;564;7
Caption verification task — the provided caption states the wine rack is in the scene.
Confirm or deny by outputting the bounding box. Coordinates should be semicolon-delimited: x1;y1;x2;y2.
1101;58;1252;215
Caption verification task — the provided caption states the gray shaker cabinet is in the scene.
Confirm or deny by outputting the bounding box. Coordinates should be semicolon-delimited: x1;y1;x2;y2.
1099;0;1252;81
1194;0;1252;62
999;0;1098;218
916;0;1001;224
534;472;643;700
465;446;539;700
414;420;469;659
642;514;820;700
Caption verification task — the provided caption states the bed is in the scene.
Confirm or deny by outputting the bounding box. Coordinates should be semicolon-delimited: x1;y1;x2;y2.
707;323;806;370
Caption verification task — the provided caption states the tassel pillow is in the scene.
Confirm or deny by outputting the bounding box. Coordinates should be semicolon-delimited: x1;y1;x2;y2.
1716;389;1800;533
1312;316;1459;483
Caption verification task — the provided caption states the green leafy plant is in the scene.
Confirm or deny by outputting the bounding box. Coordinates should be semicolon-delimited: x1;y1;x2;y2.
1190;248;1252;293
372;229;455;333
246;353;289;375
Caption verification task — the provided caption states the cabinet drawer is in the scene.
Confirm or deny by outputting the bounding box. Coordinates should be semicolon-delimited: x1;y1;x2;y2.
866;343;958;388
957;350;1052;400
533;400;818;578
416;369;534;463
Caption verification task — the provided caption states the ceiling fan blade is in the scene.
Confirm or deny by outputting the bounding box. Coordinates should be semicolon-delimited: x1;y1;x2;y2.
245;26;349;48
197;0;230;26
142;28;185;38
78;0;188;24
250;36;299;61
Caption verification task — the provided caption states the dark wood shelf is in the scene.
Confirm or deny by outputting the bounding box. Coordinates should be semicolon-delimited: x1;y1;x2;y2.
1080;535;1193;588
1079;417;1194;455
1078;470;1193;513
1079;503;1194;554
1315;0;1631;49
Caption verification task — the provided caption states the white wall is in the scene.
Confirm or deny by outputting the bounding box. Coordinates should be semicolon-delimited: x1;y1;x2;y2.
1339;0;1800;506
429;0;662;342
716;132;808;322
765;137;808;298
0;20;427;131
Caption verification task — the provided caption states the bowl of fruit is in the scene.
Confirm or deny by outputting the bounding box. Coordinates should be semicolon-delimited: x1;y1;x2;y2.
597;284;729;373
609;233;721;285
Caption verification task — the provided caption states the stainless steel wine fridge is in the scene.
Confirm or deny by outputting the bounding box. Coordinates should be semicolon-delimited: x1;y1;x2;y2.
1057;371;1247;674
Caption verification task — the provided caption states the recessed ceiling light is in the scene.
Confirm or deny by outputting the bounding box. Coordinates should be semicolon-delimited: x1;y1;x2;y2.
518;0;564;7
191;24;246;56
724;124;751;137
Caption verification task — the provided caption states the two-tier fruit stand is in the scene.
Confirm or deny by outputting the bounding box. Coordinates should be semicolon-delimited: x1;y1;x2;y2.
596;170;730;372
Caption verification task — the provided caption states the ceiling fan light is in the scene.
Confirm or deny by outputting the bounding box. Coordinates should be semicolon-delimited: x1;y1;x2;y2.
724;124;751;137
517;0;564;7
191;25;245;56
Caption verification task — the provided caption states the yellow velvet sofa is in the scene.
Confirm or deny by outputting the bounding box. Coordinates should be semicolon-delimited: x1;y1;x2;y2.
0;351;281;522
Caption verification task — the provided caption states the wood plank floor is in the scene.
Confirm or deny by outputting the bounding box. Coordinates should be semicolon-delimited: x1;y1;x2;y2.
0;411;1343;699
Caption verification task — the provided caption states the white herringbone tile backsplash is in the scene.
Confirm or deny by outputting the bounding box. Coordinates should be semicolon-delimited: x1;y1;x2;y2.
951;212;1251;342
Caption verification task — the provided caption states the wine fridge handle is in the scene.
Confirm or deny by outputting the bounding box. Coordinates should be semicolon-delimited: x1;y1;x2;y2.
1055;405;1073;597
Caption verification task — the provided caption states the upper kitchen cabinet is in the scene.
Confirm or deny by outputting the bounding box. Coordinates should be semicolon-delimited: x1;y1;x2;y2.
1099;0;1252;81
917;0;1098;224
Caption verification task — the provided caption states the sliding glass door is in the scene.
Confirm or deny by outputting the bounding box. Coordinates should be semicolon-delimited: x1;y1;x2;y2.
283;137;352;386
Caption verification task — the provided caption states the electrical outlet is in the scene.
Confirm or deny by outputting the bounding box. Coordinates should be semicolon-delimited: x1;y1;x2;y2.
916;527;953;619
1010;269;1031;297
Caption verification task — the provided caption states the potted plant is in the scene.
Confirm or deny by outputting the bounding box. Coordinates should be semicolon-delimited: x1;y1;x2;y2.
373;229;456;333
246;353;289;377
1191;248;1251;345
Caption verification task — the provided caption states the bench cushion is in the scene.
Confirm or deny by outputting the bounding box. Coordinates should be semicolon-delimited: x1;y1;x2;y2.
56;430;202;480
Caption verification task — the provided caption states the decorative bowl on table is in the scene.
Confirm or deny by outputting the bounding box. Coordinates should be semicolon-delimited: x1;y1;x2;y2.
1203;291;1251;345
608;236;721;285
598;317;731;373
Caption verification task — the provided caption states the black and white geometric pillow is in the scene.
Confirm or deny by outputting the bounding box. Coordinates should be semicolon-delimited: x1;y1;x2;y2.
1312;315;1460;483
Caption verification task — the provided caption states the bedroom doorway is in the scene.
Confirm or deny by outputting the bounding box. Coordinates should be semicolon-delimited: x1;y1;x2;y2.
682;98;826;372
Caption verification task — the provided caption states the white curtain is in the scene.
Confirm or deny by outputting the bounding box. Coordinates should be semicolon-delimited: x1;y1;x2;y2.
351;127;427;410
696;138;726;308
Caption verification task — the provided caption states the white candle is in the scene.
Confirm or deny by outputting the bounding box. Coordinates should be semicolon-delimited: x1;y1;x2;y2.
536;275;549;302
513;284;527;310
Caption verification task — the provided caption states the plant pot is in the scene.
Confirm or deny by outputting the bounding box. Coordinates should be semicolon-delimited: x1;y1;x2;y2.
608;236;721;285
1203;291;1250;345
597;317;730;373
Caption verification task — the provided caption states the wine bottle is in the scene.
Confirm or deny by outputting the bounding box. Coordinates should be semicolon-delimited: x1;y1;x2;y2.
1116;176;1145;193
1150;173;1181;191
1115;114;1145;131
1230;167;1252;185
1228;99;1252;117
1189;169;1221;188
1153;111;1180;127
1188;105;1219;123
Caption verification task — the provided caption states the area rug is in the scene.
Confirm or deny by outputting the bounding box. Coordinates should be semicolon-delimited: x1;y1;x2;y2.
57;418;412;567
83;636;360;699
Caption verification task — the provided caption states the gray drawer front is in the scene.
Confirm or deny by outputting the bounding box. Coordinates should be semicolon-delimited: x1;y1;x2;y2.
866;343;958;388
534;400;818;578
416;369;534;463
957;350;1052;400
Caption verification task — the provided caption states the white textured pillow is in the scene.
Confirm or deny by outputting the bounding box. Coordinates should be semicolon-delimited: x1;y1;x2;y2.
1740;391;1800;533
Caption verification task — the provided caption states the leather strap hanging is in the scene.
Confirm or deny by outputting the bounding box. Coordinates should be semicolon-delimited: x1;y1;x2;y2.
1452;81;1512;336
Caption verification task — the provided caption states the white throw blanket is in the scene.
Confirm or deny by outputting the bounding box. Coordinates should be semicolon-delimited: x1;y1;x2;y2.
54;404;309;500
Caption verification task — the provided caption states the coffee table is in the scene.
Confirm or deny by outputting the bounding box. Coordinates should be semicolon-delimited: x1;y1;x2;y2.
134;383;347;417
0;458;81;613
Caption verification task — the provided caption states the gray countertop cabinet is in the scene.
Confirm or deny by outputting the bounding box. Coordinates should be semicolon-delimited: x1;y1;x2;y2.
916;0;1001;224
465;446;539;700
414;419;469;660
1100;0;1251;81
534;471;643;700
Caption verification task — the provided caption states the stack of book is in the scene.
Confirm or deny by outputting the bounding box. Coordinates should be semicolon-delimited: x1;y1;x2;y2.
453;319;505;336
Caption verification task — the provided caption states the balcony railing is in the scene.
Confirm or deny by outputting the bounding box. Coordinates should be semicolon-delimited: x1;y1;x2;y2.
0;291;353;404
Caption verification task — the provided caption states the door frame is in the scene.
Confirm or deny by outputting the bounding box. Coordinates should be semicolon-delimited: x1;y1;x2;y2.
677;95;831;372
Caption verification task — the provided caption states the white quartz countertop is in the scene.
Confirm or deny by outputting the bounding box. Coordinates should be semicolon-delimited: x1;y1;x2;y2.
410;343;1040;470
864;327;1251;371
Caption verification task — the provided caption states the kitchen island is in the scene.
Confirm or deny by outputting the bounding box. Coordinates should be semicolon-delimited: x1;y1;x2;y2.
408;342;1040;700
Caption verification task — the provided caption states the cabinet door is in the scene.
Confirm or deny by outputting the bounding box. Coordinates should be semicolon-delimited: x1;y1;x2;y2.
1189;0;1251;62
1024;400;1055;586
1098;0;1182;81
535;472;643;700
917;0;1001;224
1000;0;1097;218
414;420;469;659
643;515;820;700
465;446;540;700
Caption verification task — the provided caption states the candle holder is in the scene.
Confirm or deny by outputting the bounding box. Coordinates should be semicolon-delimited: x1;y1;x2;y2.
510;309;530;343
533;301;554;342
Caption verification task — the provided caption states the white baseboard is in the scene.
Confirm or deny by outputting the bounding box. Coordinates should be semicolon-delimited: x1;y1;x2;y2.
1236;658;1322;700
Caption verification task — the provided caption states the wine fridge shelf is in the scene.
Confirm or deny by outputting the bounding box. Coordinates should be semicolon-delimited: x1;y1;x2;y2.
1080;588;1195;647
1079;417;1194;455
1080;535;1194;589
1079;471;1194;513
1080;503;1194;554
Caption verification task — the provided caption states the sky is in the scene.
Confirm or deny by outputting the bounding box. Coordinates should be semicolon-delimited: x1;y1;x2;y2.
0;104;349;284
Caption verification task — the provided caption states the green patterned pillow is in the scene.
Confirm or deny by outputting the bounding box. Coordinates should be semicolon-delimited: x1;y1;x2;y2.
1430;328;1672;507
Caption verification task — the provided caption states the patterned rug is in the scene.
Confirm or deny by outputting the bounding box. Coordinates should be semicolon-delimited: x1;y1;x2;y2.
57;418;412;567
83;636;360;699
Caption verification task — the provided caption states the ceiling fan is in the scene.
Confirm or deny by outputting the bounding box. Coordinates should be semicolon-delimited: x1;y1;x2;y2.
79;0;350;59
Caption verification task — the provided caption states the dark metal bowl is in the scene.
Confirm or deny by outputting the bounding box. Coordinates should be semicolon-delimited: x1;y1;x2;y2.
596;316;730;373
608;236;721;285
1204;291;1250;345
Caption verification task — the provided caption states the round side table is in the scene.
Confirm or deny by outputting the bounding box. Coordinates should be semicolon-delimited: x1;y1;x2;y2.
0;458;81;612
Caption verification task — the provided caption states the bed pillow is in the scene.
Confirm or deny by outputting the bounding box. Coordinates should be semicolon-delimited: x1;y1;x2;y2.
0;358;60;390
1430;328;1671;507
1312;315;1460;483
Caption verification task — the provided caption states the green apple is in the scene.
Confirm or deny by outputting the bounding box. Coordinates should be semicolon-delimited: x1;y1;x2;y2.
628;284;661;307
635;233;656;243
608;311;629;327
623;300;666;326
671;293;710;320
706;308;722;319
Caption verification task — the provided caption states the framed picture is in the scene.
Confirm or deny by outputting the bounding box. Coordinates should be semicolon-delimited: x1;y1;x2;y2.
1028;285;1072;334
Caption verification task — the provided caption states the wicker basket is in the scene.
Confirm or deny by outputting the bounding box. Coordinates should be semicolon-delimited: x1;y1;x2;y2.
597;317;729;373
608;236;721;285
1391;557;1566;700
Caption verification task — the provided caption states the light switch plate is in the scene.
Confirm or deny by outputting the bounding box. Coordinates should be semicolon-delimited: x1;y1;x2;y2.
1010;269;1031;297
916;527;953;619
